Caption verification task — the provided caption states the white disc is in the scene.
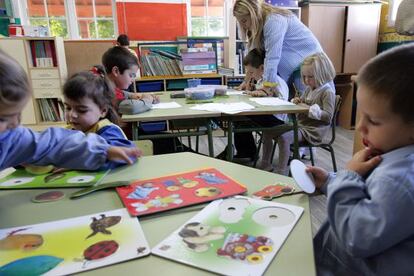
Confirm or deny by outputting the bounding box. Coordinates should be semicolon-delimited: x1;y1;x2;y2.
290;159;315;193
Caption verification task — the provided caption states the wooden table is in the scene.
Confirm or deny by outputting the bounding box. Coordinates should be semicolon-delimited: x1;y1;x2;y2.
0;153;316;276
122;93;308;159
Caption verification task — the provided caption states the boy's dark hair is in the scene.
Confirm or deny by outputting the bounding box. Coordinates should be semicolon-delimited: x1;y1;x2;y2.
102;46;138;74
357;43;414;124
63;68;120;125
117;34;130;46
0;49;30;107
243;48;265;68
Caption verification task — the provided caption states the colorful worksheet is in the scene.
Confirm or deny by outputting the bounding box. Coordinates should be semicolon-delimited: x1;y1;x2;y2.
0;208;150;276
152;196;303;276
116;168;247;216
0;167;109;189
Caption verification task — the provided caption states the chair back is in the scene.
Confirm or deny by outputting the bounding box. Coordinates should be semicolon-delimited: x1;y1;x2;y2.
327;95;342;145
133;140;154;156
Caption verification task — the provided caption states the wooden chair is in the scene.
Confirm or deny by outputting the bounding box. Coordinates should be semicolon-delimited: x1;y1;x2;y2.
133;140;154;156
270;95;342;172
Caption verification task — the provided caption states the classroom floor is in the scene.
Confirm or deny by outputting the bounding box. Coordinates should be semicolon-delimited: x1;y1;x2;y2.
177;126;355;236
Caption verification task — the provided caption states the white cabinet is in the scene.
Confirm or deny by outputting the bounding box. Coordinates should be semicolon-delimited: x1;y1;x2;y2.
0;37;68;128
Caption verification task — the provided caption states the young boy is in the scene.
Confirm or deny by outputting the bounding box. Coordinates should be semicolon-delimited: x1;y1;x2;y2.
308;44;414;275
101;46;159;115
222;49;289;162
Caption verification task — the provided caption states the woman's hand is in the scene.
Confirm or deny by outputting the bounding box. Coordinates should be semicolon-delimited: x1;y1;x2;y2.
346;147;382;177
305;166;329;190
291;97;301;104
107;146;142;165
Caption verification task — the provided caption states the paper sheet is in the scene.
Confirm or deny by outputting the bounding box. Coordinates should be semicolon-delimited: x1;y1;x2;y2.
190;102;255;114
226;90;244;96
249;97;295;106
152;102;181;109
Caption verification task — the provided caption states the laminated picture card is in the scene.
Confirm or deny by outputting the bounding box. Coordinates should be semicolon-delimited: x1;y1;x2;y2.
152;196;304;276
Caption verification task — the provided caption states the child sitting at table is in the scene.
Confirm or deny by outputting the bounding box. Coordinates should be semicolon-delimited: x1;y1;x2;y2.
308;43;414;276
101;46;159;115
258;52;335;174
218;49;289;162
0;50;140;170
62;69;137;169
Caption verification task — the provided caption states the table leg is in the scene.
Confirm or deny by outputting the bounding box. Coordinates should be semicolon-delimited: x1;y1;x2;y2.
227;119;233;161
132;123;139;140
207;120;214;157
292;115;299;159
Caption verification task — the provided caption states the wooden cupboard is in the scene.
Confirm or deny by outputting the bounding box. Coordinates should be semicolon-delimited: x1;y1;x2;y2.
301;3;382;74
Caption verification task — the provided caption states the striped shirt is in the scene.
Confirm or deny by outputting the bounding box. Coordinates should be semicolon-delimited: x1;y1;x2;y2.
261;13;323;85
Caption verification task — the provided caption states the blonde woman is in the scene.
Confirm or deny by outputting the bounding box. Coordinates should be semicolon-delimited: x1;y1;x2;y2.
258;52;336;174
233;0;335;94
228;0;334;162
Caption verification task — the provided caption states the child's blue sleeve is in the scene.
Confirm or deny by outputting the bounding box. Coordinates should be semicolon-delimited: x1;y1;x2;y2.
96;125;137;170
0;127;110;170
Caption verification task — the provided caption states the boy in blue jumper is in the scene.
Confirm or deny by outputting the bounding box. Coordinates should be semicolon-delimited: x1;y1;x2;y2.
308;44;414;275
0;50;140;170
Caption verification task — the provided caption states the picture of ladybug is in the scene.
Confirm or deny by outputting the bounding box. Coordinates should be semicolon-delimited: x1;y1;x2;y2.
76;240;119;268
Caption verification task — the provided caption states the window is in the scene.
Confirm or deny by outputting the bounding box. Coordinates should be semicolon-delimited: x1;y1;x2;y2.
26;0;116;39
190;0;227;37
27;0;69;38
75;0;115;39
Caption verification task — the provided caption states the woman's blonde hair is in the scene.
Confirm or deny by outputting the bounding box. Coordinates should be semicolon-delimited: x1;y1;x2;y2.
301;52;336;88
233;0;292;51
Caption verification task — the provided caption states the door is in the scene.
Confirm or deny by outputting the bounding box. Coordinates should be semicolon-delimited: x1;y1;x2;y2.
343;4;381;74
303;5;346;73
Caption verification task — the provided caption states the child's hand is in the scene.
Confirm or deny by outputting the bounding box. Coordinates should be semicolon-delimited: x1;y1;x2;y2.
308;104;322;120
305;166;329;190
346;147;382;177
130;93;142;100
291;97;301;104
107;146;142;165
151;94;160;104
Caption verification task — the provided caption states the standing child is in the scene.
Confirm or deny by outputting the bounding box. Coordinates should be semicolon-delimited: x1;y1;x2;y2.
116;34;138;58
258;52;335;174
0;50;140;170
309;44;414;275
63;69;136;169
220;49;289;162
102;46;159;115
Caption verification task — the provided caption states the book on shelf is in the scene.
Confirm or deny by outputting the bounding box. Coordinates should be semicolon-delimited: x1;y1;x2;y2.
180;47;217;75
29;40;57;68
37;98;64;122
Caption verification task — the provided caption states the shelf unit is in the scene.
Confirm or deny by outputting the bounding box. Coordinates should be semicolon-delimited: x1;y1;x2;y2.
228;6;301;75
0;37;67;128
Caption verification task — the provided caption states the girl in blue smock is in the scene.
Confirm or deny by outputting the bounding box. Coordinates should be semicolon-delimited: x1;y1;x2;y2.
63;68;136;169
0;50;140;170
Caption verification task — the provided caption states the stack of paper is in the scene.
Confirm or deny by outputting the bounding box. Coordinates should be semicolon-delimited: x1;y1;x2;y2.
151;102;181;109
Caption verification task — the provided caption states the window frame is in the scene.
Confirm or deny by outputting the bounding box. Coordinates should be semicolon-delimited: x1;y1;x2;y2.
187;0;230;37
20;0;118;40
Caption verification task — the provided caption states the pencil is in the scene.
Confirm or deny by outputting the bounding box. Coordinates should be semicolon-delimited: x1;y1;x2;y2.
292;83;299;98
